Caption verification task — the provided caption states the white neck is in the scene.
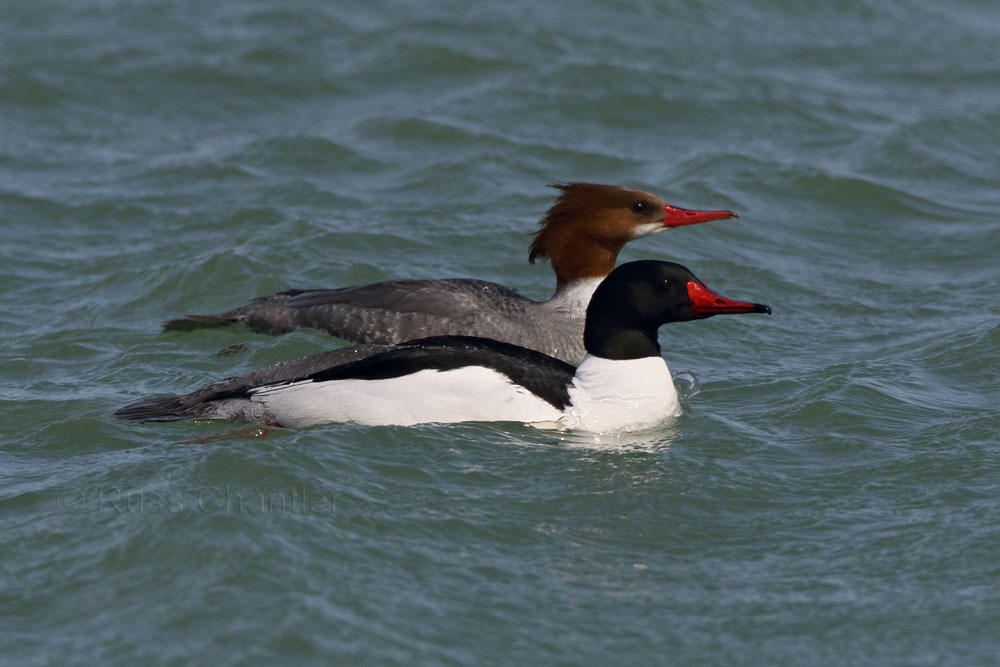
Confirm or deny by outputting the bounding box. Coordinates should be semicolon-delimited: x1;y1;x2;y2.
544;277;605;317
560;354;680;432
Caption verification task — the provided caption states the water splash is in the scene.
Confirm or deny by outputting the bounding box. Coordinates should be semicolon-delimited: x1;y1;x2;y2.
673;370;701;401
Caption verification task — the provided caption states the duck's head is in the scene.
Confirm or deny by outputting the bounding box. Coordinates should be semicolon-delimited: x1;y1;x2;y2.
529;183;738;288
583;260;771;360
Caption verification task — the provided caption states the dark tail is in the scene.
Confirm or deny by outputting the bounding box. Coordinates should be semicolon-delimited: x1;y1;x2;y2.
161;314;239;332
114;395;194;422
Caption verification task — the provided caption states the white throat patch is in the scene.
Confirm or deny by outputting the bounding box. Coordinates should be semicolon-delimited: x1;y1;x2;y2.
630;222;668;239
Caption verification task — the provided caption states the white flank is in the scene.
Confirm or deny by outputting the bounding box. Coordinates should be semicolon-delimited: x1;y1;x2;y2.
555;354;680;432
249;367;563;428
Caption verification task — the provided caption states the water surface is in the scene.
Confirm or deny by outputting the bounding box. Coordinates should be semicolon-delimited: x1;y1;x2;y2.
2;1;999;664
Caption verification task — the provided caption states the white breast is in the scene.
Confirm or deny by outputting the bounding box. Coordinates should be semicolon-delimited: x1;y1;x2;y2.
556;354;680;432
249;366;563;428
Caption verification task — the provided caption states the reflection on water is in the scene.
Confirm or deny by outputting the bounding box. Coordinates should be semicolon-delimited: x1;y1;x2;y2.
508;420;683;452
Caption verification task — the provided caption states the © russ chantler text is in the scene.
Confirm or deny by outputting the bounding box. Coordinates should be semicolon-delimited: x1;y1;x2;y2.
58;485;336;516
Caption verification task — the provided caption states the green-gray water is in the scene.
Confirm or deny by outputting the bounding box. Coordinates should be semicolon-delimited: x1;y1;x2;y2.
3;1;999;664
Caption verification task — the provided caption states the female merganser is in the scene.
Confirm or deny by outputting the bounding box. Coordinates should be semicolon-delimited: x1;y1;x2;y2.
162;183;737;363
118;261;770;432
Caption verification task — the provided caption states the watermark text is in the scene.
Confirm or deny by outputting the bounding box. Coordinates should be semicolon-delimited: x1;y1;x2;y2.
58;485;336;516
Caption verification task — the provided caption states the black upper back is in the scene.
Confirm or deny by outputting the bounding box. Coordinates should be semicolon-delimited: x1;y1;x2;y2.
305;336;577;410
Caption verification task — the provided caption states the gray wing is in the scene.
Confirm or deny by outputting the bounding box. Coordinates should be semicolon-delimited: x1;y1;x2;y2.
161;277;587;363
163;278;533;342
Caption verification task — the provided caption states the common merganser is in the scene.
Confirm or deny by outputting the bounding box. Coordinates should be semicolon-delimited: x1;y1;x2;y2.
118;261;770;432
162;183;737;363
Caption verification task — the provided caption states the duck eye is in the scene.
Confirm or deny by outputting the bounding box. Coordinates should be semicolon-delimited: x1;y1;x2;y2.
630;201;648;213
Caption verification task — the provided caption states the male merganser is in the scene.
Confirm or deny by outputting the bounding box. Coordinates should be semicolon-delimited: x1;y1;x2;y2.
162;183;737;363
118;261;770;432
